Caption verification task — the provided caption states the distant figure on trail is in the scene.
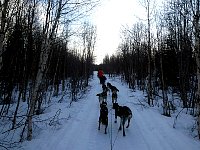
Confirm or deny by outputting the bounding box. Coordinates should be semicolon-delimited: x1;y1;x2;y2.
98;69;104;78
97;69;106;85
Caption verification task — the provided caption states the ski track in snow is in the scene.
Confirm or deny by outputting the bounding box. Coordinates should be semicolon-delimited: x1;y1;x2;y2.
21;73;200;150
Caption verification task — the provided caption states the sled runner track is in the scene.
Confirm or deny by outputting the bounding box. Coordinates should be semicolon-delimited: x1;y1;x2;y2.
21;73;200;150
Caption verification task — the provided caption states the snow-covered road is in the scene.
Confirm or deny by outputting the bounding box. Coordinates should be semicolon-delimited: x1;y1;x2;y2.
22;73;200;150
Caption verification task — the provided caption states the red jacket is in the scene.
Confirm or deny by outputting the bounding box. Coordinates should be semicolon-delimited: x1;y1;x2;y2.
98;70;103;78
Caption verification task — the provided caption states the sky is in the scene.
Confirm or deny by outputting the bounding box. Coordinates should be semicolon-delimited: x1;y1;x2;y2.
90;0;146;64
6;72;200;150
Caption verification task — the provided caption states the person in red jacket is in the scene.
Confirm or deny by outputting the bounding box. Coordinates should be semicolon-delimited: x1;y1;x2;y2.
97;69;106;84
98;69;104;78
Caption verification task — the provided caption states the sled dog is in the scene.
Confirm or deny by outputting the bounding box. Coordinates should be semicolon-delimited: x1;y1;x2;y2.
96;91;107;104
113;103;132;136
98;101;108;134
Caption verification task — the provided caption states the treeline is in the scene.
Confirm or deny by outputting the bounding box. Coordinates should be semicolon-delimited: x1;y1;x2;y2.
0;0;98;145
101;0;200;139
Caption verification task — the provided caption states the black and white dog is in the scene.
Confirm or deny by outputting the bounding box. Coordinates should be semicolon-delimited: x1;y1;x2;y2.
98;101;108;134
107;82;119;103
113;103;132;136
96;91;107;104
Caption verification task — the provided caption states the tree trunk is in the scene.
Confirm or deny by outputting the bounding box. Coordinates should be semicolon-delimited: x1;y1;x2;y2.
12;89;22;129
27;0;63;140
27;41;51;140
193;0;200;139
0;0;9;71
195;35;200;139
160;54;170;116
196;50;200;139
0;33;4;70
147;0;153;106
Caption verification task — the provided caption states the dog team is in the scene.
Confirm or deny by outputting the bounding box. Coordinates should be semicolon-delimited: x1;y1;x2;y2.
97;70;132;136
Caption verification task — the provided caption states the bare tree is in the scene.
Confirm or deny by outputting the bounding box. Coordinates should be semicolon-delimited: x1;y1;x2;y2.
0;0;99;147
27;0;99;140
190;0;200;139
0;0;8;71
82;22;96;86
138;0;155;105
146;0;153;106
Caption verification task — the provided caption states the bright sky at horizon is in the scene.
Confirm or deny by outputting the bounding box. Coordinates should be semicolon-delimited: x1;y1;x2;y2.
90;0;146;64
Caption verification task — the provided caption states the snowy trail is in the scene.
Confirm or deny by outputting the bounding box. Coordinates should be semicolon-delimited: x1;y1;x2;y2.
22;73;200;150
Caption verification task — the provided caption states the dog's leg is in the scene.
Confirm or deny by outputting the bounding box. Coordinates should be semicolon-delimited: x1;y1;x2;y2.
98;117;101;130
119;117;126;136
112;93;117;104
119;118;122;130
113;97;115;104
114;109;117;123
123;123;126;136
121;117;126;136
104;96;107;103
126;116;131;128
112;96;114;103
105;118;108;134
112;93;114;103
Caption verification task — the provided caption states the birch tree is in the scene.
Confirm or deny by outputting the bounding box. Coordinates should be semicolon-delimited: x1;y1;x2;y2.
82;22;96;86
0;0;9;71
146;0;153;106
27;0;61;140
27;0;60;140
26;0;99;141
139;0;154;105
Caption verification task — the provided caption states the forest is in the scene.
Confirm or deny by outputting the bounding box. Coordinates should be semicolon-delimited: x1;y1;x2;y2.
100;0;200;140
0;0;200;149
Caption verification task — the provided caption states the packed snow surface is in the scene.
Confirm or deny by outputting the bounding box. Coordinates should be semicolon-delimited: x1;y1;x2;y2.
19;73;200;150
